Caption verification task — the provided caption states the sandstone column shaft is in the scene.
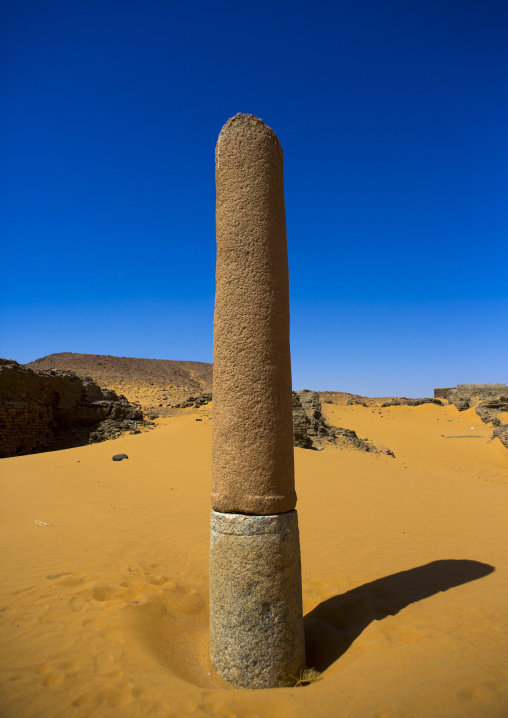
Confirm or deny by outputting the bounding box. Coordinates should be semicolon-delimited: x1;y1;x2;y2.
212;113;296;516
210;114;305;689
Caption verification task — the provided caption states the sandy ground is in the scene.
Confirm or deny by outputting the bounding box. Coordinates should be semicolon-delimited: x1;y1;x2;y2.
1;401;507;717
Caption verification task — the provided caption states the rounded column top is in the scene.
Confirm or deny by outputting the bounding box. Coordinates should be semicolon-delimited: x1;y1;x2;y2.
217;113;281;152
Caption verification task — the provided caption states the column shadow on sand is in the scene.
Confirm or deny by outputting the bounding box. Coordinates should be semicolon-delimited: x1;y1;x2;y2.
304;559;494;672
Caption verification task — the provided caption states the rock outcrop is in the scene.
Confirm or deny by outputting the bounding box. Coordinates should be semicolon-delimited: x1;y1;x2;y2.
0;359;148;458
438;384;508;450
292;390;376;452
26;352;213;412
381;398;443;408
174;392;212;409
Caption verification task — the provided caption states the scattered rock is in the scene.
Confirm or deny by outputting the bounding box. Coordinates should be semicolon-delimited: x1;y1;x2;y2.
112;454;129;461
178;392;213;409
381;398;442;408
332;426;376;453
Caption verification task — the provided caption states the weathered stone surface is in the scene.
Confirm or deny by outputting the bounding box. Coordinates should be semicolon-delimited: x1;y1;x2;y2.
381;398;443;407
212;114;295;515
437;385;508;450
293;390;376;452
0;359;145;458
292;392;311;448
493;424;508;450
434;383;507;399
209;510;306;688
333;426;376;452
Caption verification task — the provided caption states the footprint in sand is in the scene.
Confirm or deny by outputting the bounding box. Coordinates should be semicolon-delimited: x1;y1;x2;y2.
68;591;91;613
72;680;137;708
163;582;203;615
120;564;172;593
12;614;39;627
46;572;91;587
94;650;123;678
457;680;503;702
379;623;426;645
119;579;170;594
12;585;36;596
81;615;124;642
10;663;66;689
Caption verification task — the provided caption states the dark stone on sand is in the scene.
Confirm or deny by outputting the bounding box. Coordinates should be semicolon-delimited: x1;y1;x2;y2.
112;454;128;461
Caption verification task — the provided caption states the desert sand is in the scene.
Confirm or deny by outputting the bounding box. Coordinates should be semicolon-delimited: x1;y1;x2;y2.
1;399;507;717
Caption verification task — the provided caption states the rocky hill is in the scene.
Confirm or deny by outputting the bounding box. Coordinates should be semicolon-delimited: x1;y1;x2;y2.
26;353;213;412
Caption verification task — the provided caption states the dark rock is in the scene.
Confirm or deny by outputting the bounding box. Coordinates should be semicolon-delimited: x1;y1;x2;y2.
291;389;377;453
112;454;128;461
292;393;310;448
382;398;442;408
333;426;375;452
492;424;508;450
442;388;508;451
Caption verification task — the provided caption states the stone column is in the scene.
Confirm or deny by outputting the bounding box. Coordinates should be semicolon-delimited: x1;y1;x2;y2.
210;114;306;688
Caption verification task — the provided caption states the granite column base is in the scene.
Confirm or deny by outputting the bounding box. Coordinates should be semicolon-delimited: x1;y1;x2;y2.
209;509;306;688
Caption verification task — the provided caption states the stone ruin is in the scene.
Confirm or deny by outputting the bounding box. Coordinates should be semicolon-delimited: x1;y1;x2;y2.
0;359;151;458
434;383;508;449
293;389;375;452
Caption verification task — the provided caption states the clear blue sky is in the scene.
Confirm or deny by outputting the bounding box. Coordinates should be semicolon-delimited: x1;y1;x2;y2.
1;0;506;396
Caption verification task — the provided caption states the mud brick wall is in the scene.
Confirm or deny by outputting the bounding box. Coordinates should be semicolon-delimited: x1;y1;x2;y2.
434;388;453;399
0;359;142;458
0;397;54;457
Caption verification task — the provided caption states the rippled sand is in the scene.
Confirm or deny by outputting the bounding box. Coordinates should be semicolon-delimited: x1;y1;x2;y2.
1;402;507;717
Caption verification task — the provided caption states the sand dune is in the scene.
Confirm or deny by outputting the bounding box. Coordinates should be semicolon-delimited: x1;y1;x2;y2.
1;401;507;717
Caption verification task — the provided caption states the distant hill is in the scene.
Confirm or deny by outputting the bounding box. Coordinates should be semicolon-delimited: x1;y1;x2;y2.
25;353;213;411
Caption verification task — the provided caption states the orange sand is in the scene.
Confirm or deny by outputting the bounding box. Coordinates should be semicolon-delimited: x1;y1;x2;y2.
1;402;507;717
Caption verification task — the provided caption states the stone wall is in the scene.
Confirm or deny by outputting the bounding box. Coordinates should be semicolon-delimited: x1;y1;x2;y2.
0;359;144;458
456;383;506;391
434;387;453;399
434;383;507;399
